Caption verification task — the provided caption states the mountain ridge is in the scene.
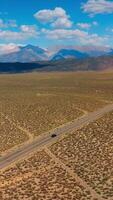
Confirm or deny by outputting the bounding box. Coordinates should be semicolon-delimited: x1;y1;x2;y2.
0;55;113;73
51;49;89;61
0;45;49;62
0;44;112;63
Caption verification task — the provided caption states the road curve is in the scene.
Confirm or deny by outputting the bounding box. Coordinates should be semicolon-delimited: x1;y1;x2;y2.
0;103;113;170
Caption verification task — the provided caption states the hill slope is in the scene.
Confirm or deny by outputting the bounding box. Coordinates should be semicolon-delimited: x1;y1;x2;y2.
0;55;113;73
51;49;88;61
0;45;48;62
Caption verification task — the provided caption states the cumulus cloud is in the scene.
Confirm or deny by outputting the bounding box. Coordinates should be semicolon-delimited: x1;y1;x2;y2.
82;0;113;16
42;28;108;46
51;17;72;28
34;7;72;28
42;28;86;40
20;25;38;33
0;25;39;42
81;33;108;46
77;21;98;29
34;7;66;23
0;43;20;55
77;23;91;29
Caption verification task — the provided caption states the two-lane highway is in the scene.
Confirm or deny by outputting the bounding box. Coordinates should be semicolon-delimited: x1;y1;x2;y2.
0;103;113;170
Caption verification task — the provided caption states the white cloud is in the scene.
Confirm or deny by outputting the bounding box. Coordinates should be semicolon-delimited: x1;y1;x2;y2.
42;28;87;40
82;0;113;16
42;28;108;46
0;25;39;42
34;7;72;28
34;7;65;23
20;25;38;33
51;17;72;28
77;23;91;29
0;30;26;41
0;43;20;55
77;21;98;29
81;33;108;46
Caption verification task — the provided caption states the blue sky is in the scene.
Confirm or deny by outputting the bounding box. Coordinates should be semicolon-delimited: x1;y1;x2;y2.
0;0;113;54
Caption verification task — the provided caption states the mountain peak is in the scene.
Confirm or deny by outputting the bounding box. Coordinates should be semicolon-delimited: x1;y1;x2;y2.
51;48;88;61
0;44;48;62
25;44;36;48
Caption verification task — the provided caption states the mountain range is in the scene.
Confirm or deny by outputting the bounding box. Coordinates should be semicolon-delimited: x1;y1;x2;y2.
0;55;113;73
0;44;113;73
0;44;113;63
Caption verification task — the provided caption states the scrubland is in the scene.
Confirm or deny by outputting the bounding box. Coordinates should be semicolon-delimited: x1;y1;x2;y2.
0;149;97;200
50;110;113;199
0;72;109;154
0;114;28;154
0;71;113;199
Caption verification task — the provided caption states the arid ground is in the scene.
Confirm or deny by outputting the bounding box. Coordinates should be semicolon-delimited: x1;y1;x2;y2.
0;71;113;199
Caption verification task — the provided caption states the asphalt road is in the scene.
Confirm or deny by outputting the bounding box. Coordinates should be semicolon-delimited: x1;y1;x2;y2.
0;103;113;170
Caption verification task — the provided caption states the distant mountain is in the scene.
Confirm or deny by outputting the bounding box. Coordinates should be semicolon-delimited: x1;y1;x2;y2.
106;49;113;56
0;45;49;63
51;49;88;61
0;55;113;73
43;56;113;72
0;44;112;64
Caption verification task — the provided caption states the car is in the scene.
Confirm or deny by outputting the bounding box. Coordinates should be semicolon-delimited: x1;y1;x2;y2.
51;133;57;138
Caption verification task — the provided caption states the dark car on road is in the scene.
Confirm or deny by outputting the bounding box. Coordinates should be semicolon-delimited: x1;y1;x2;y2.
51;134;57;138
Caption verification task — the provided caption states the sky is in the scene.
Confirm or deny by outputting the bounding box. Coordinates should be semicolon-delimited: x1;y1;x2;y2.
0;0;113;54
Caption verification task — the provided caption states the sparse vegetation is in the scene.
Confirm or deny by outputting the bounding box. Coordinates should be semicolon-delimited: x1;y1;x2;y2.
0;149;96;200
0;115;28;154
0;72;108;154
50;111;113;199
0;71;113;199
